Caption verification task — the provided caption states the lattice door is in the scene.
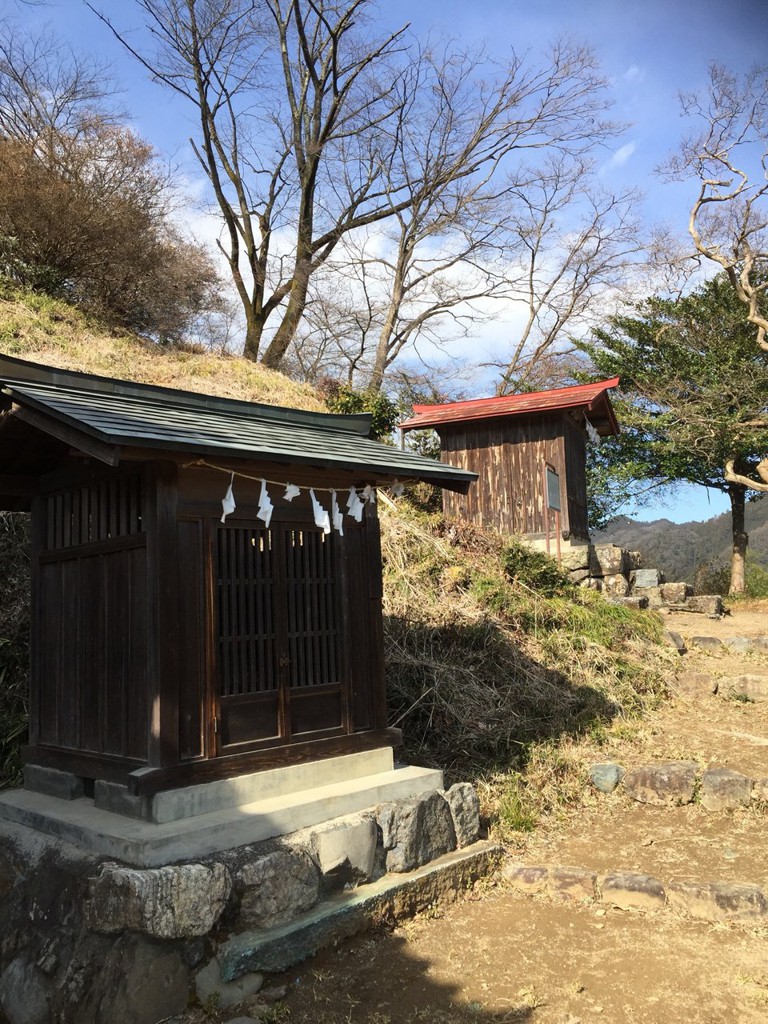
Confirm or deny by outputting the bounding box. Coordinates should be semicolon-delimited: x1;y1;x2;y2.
214;522;345;752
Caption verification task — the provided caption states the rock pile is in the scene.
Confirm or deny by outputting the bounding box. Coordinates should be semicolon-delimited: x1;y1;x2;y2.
560;543;724;616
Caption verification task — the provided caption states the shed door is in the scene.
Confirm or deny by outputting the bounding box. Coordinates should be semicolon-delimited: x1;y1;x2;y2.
214;522;347;754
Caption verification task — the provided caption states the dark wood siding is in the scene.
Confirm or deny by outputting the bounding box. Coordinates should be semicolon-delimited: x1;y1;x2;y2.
562;412;589;541
32;468;149;763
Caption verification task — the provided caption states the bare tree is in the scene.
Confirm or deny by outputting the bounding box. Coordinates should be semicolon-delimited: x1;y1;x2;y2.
95;1;622;375
665;63;768;351
495;154;644;393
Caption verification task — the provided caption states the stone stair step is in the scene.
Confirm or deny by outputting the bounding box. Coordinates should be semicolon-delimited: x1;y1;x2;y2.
217;841;501;979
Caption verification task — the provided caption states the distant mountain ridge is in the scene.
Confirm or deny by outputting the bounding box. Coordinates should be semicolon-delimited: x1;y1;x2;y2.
594;497;768;583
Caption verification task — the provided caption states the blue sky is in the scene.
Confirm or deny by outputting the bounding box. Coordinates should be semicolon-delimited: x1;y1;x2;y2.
13;0;768;524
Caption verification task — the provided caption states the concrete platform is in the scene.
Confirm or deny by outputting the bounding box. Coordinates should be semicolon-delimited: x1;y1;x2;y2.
0;764;443;867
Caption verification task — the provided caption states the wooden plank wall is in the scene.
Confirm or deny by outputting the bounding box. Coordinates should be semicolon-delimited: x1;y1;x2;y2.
440;414;570;536
562;413;590;541
35;469;149;761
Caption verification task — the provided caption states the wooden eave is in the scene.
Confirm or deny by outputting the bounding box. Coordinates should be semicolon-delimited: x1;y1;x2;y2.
0;356;477;495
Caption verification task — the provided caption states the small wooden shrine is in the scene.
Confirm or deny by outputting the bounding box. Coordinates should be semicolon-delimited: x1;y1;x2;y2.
399;379;620;547
0;355;474;798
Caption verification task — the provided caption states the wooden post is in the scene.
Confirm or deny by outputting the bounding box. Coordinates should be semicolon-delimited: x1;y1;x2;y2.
145;461;180;768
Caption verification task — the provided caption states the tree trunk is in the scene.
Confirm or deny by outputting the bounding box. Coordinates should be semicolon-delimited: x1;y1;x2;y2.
242;309;264;362
728;482;748;595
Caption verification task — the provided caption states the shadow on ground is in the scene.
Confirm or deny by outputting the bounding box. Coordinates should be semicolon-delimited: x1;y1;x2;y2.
277;924;536;1024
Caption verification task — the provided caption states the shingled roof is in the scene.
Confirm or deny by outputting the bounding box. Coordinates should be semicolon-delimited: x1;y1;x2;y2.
0;355;476;495
399;378;621;437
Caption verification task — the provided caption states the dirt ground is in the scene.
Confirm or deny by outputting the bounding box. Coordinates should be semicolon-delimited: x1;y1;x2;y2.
192;603;768;1024
272;603;768;1024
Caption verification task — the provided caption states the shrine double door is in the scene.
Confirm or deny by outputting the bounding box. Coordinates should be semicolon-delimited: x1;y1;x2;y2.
212;519;354;754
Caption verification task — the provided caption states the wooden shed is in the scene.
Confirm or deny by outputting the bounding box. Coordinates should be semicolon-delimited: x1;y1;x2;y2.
399;379;619;547
0;355;474;799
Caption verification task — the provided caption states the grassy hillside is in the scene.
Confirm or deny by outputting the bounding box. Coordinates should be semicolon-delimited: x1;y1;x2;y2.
0;282;673;838
0;279;325;410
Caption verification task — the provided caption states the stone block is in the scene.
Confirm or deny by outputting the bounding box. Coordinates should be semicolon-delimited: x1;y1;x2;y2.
568;568;591;584
690;635;723;652
75;933;189;1024
700;768;753;811
753;778;768;802
626;550;643;571
623;761;697;806
589;544;628;577
602;573;630;597
0;955;54;1024
611;595;649;610
752;637;768;652
685;595;724;617
238;849;320;928
633;569;663;589
672;672;717;697
660;582;691;603
589;763;624;793
579;577;602;591
94;781;152;821
84;862;231;939
644;586;665;607
559;546;591;571
313;815;377;890
664;631;687;654
601;871;666;911
444;783;481;848
23;765;84;802
667;881;768;922
377;791;456;873
723;674;768;702
195;958;264;1010
724;636;754;655
548;865;596;903
501;862;548;893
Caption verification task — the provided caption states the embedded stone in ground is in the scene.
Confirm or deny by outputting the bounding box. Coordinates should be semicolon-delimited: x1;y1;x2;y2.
589;763;624;793
689;636;723;652
623;761;697;806
753;778;768;802
195;958;264;1010
612;595;649;610
377;791;456;873
699;768;753;811
724;636;755;655
237;849;320;928
667;881;768;922
664;631;686;654
602;573;630;597
501;862;548;893
672;672;718;697
547;865;596;903
601;872;666;911
444;783;481;848
722;675;768;702
83;862;232;939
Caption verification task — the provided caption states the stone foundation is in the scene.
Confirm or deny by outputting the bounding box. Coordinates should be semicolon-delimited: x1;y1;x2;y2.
0;782;491;1024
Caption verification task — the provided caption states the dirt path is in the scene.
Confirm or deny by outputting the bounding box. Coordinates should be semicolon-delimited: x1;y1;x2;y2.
271;603;768;1024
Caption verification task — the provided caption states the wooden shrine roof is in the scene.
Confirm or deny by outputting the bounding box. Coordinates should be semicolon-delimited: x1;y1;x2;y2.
399;378;621;437
0;355;476;495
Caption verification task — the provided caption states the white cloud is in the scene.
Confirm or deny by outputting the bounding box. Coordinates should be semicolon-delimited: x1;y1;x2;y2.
624;65;644;83
603;141;638;172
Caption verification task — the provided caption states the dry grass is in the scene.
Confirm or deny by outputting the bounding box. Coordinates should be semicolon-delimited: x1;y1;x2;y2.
0;279;325;410
379;504;674;838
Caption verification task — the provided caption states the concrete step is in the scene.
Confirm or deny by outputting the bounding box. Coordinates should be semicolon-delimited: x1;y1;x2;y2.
0;764;444;867
218;840;501;980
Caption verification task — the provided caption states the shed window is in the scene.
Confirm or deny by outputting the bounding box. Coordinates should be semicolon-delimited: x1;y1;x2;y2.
44;474;143;550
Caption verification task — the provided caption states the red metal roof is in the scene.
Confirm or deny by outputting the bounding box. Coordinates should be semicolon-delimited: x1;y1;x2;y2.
399;377;620;436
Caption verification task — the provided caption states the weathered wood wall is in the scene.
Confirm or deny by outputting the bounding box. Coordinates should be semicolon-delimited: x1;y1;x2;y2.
439;411;590;541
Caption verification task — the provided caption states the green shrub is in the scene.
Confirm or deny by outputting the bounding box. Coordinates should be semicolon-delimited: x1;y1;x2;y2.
501;541;574;598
